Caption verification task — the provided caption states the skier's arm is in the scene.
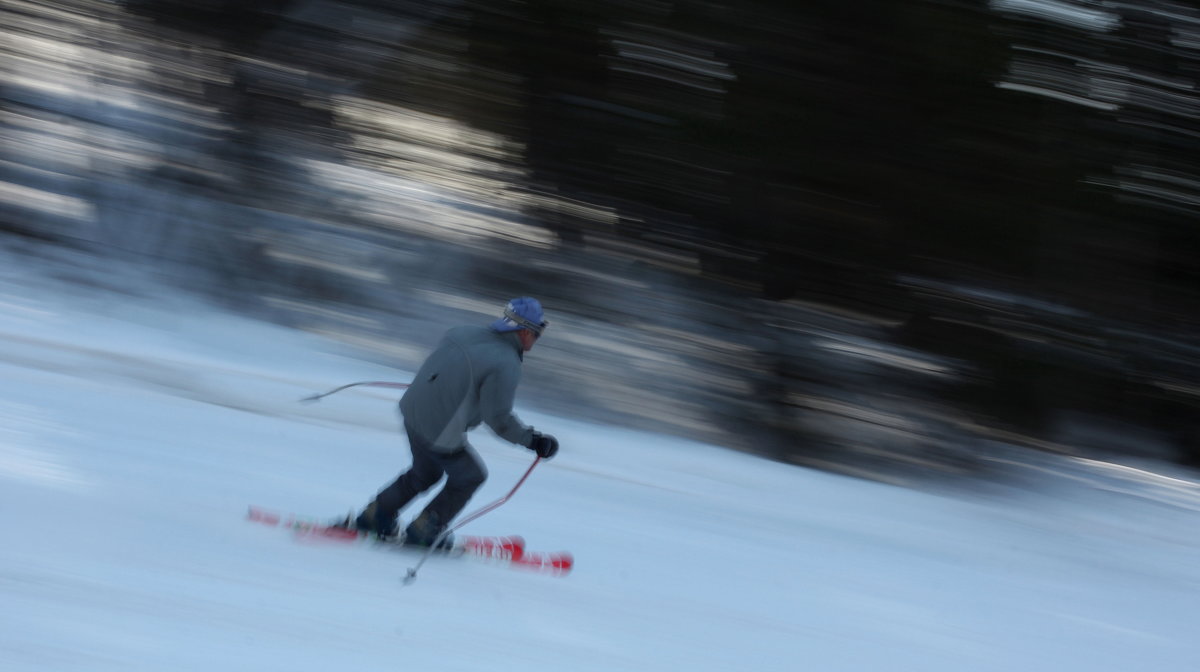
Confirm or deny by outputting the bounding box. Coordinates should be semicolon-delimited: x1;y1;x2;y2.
479;366;534;447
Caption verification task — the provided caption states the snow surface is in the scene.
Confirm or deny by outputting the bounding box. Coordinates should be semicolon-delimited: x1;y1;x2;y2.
2;276;1199;672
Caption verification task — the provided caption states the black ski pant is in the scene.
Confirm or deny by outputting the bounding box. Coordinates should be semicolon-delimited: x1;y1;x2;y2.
373;423;488;526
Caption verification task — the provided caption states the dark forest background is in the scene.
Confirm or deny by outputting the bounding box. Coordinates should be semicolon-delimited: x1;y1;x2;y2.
4;0;1198;482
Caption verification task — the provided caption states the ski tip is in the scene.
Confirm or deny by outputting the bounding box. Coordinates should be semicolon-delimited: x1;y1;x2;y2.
552;553;574;575
246;506;280;526
510;551;574;576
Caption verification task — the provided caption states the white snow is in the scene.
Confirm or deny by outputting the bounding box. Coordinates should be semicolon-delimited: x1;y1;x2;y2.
1;274;1199;672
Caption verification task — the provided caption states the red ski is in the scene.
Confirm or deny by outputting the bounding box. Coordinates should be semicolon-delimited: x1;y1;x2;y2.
247;506;573;576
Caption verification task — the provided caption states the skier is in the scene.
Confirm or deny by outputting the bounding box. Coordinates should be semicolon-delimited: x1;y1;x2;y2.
349;297;559;547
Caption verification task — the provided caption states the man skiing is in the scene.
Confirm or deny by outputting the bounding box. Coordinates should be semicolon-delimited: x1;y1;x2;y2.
349;297;559;548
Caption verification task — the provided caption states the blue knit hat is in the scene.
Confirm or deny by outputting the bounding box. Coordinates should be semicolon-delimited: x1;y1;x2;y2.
490;297;547;336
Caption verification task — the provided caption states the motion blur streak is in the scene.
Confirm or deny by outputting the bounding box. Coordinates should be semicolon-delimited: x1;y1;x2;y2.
2;0;1198;483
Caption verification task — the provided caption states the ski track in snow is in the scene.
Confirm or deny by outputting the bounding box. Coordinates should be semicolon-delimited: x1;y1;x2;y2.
1;283;1199;672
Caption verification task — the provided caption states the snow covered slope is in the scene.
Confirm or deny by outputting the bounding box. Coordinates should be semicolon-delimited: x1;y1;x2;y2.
1;279;1199;672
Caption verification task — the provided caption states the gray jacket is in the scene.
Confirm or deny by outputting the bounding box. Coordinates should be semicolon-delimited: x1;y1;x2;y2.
399;325;535;452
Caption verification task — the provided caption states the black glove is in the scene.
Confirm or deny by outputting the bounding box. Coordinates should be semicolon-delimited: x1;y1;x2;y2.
528;431;559;459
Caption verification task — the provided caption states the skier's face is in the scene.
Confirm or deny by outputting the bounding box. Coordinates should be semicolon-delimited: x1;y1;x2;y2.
518;328;539;352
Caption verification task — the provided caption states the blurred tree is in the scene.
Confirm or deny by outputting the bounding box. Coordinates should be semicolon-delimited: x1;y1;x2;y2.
29;0;1190;468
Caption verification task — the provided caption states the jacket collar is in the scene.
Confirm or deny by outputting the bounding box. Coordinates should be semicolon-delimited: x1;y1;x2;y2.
494;328;525;361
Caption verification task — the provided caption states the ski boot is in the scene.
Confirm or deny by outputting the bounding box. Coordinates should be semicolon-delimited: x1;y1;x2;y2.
403;510;455;550
351;500;399;541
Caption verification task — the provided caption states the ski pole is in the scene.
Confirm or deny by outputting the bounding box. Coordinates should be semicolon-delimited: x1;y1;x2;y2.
300;381;410;403
404;456;541;585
